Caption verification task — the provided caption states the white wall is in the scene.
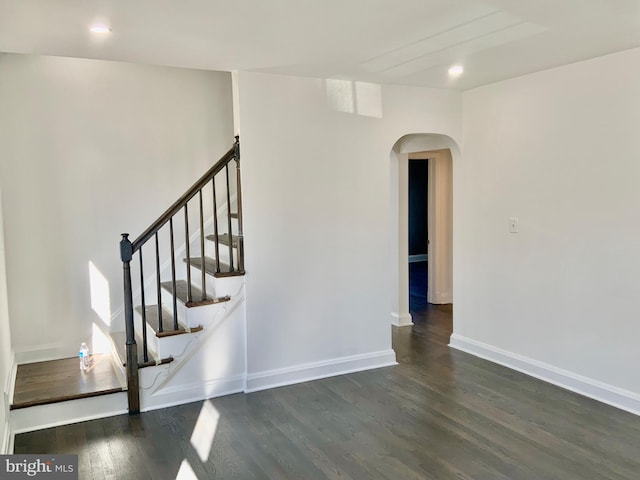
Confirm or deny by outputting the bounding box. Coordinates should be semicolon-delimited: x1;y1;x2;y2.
456;46;640;408
0;54;233;361
236;72;461;387
0;185;14;453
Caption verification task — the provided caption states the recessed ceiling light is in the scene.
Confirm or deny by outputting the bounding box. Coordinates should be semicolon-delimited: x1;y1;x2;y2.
448;65;464;77
90;24;111;34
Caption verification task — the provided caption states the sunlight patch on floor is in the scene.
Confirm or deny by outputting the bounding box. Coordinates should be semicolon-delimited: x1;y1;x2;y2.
189;400;220;463
175;459;198;480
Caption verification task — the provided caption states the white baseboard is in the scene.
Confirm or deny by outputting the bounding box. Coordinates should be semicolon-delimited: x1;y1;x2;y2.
141;374;245;412
11;392;128;434
449;334;640;416
428;292;452;304
245;350;397;393
13;342;82;365
391;312;413;327
2;351;15;453
1;420;11;454
7;425;14;454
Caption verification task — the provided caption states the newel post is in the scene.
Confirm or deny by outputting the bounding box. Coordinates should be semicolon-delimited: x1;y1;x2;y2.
234;136;245;272
120;233;140;414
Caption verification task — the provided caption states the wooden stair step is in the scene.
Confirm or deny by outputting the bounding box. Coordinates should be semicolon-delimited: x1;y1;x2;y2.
185;256;245;278
110;331;173;369
161;279;230;307
206;233;240;248
10;355;125;410
135;304;202;337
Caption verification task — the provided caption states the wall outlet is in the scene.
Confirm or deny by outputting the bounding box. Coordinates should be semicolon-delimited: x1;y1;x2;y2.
509;217;519;233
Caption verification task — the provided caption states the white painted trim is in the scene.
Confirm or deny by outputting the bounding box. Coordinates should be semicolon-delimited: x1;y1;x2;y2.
245;350;397;393
431;291;453;305
1;351;15;453
13;341;83;365
1;419;11;454
11;393;128;434
391;312;413;327
408;254;428;263
427;150;453;306
141;374;245;413
6;351;15;409
449;334;640;416
7;426;13;454
242;283;249;392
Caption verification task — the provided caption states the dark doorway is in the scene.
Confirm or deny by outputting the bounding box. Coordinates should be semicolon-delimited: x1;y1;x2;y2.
409;159;428;312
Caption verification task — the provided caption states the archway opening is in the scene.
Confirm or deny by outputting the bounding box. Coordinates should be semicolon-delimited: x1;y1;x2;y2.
389;133;460;330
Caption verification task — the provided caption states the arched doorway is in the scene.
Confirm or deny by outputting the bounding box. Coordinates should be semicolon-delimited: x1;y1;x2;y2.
389;133;460;327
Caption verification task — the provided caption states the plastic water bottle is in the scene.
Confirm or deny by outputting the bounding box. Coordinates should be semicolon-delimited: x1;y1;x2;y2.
79;342;89;371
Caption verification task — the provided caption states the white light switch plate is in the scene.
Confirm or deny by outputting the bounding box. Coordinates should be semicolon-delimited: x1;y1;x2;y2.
509;217;519;233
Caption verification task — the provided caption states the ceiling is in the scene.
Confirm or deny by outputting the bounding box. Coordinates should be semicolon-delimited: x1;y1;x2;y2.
1;0;640;90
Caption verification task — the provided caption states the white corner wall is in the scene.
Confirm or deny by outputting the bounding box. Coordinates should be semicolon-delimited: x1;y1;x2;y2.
0;185;14;453
456;46;640;412
0;54;233;362
236;72;461;388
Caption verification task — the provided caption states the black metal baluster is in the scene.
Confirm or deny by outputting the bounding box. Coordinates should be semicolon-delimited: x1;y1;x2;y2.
225;164;234;271
212;177;221;273
234;138;244;272
184;204;192;304
154;232;163;333
199;190;206;300
120;234;140;414
138;248;148;363
169;218;178;330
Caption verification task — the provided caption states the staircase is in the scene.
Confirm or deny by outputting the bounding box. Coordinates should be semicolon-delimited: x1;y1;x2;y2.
115;136;245;414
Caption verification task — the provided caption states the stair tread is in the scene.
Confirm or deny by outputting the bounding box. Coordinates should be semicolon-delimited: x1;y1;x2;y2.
205;233;239;248
110;331;173;369
161;279;231;307
135;304;183;336
185;256;245;278
10;354;124;410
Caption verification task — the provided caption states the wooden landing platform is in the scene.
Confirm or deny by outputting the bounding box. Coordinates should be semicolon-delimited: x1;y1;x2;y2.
11;354;125;410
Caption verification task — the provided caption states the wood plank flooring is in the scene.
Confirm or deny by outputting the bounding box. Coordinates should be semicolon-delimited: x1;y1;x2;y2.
15;305;640;479
12;354;124;409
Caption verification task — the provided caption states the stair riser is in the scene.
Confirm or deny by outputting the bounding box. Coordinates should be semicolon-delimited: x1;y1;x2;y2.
134;305;210;358
212;275;244;298
160;286;229;329
11;393;128;434
151;332;195;361
187;265;244;298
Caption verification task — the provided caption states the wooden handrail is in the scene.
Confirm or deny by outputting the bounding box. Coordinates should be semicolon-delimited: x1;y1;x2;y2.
131;137;238;251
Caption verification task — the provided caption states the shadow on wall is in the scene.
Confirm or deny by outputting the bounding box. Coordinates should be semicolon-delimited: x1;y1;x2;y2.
389;133;460;327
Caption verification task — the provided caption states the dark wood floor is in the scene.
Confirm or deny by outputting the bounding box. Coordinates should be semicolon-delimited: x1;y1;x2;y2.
12;354;124;409
15;305;640;479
